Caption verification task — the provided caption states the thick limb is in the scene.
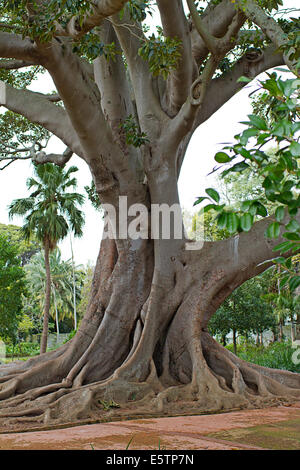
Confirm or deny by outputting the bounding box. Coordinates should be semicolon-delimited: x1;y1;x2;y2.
0;80;84;158
157;0;197;116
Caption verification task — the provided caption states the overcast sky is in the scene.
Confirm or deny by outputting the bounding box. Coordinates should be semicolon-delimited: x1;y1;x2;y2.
0;0;298;266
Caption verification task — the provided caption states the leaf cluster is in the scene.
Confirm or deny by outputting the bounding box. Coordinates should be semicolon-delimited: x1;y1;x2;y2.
195;71;300;290
119;114;149;147
138;27;182;80
73;32;120;62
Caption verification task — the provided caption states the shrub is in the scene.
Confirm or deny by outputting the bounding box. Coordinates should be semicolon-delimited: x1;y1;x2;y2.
226;341;300;373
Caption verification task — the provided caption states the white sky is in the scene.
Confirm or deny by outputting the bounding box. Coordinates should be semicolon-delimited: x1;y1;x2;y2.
0;0;298;266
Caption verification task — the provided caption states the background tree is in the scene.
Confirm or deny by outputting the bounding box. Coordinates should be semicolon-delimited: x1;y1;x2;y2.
0;223;40;265
8;163;85;353
0;0;299;428
25;249;84;338
0;233;26;344
208;277;276;353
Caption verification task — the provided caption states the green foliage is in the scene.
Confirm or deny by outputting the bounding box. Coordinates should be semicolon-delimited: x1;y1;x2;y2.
226;341;300;373
18;313;35;337
0;111;50;168
0;233;26;343
1;0;92;42
64;329;76;343
73;33;120;62
119;114;149;148
84;180;101;211
263;266;300;316
5;341;40;357
195;72;300;290
25;248;84;326
121;0;153;22
138;27;182;80
0;223;40;265
208;277;276;340
0;66;44;88
0;63;50;168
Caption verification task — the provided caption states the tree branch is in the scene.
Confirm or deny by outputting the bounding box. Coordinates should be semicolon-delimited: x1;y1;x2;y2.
32;147;73;166
65;0;130;39
0;145;73;170
169;6;245;148
185;211;300;326
188;0;245;58
198;44;284;128
235;0;295;71
187;0;219;55
0;80;84;157
38;39;147;200
0;31;40;62
156;0;197;115
190;0;244;64
111;11;166;135
0;59;35;70
93;20;144;182
171;43;283;175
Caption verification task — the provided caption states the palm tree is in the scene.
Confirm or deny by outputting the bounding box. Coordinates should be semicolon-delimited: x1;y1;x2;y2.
9;163;85;353
25;249;83;340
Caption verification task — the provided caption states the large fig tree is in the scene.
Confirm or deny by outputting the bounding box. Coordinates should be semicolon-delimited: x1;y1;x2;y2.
0;0;299;429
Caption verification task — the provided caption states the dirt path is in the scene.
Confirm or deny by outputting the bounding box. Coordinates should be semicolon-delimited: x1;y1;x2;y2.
0;402;299;450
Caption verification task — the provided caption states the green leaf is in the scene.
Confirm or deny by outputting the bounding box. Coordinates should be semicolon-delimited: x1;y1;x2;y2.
279;275;290;289
289;276;300;291
240;213;253;232
217;212;228;229
239;128;259;145
193;196;209;206
290;141;300;157
248;114;268;131
249;201;267;217
285;219;300;232
237;76;252;83
255;202;268;217
215;152;231;163
241;200;252;212
203;203;219;213
226;213;239;234
205;188;220;203
275;206;285;222
283;232;300;241
230;161;250;173
265;222;280;239
272;257;286;264
272;241;293;253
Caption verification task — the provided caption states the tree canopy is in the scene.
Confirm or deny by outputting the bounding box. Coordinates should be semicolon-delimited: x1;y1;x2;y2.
0;222;40;265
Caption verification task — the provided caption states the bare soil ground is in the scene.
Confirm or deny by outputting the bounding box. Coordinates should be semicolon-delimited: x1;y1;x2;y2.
0;402;299;450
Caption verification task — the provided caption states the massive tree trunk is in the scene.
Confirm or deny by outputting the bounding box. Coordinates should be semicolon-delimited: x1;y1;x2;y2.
0;187;299;430
0;0;299;431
